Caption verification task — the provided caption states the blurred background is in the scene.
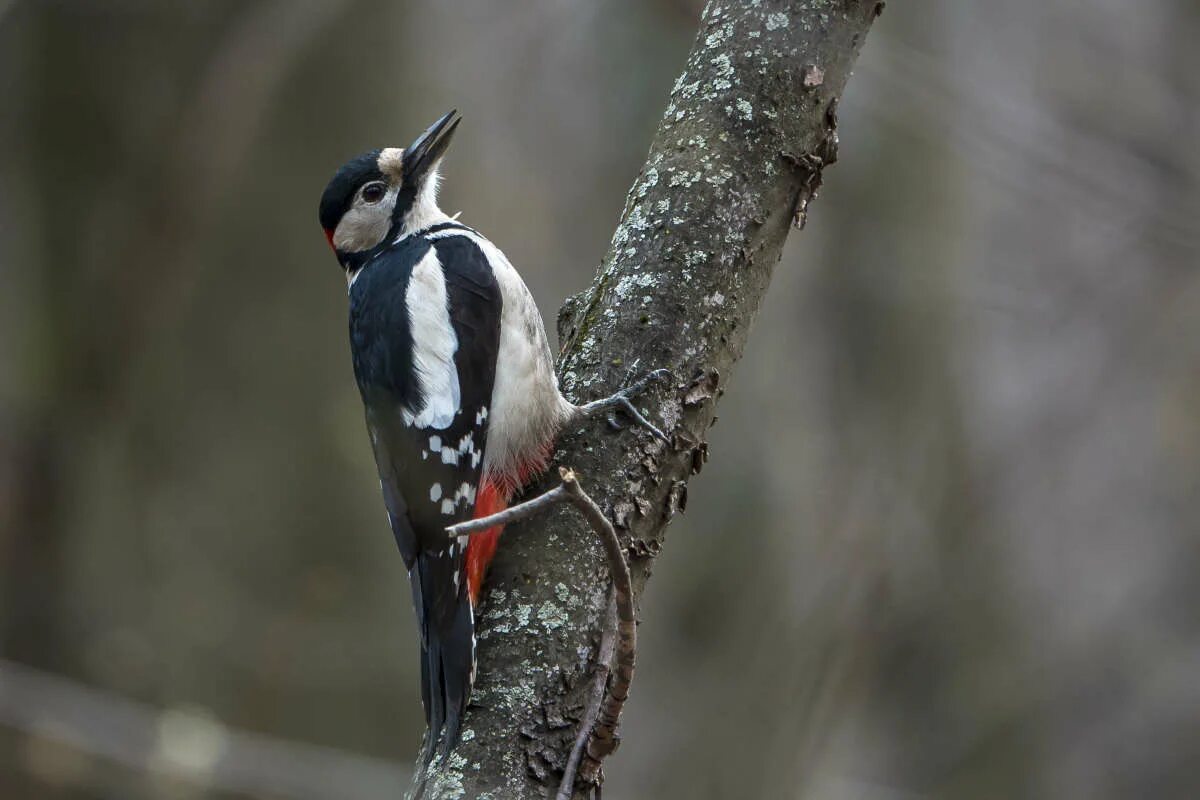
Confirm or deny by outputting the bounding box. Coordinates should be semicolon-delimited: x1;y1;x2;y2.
2;0;1198;798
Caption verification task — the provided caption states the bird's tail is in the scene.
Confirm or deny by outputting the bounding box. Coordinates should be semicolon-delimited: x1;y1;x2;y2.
411;480;511;772
411;553;475;767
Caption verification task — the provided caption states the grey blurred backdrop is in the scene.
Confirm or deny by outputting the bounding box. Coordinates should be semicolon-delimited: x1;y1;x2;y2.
2;1;1198;798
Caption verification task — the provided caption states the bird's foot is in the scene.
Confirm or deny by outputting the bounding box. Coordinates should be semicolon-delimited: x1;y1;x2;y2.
575;368;672;443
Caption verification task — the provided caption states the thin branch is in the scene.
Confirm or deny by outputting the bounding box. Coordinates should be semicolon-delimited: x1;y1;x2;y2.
446;484;571;537
0;658;409;798
558;591;617;800
444;467;637;796
559;478;636;788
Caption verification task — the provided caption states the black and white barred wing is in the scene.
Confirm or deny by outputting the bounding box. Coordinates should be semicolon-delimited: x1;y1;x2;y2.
353;237;501;564
350;233;501;754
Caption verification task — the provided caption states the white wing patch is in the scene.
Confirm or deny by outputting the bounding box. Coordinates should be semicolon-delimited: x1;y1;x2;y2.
403;249;460;429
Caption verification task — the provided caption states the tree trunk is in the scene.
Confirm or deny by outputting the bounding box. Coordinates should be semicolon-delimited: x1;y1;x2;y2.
415;1;881;796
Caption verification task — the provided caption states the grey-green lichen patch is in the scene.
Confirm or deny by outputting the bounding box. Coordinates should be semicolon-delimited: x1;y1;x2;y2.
668;170;703;189
479;588;527;638
706;167;735;186
659;398;684;436
766;12;789;31
482;666;538;711
637;167;659;197
423;751;469;798
709;53;734;92
537;601;569;630
514;603;532;629
626;204;652;234
614;271;659;302
704;21;735;49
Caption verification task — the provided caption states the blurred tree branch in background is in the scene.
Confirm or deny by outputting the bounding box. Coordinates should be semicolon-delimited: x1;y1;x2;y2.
0;657;408;798
415;1;881;796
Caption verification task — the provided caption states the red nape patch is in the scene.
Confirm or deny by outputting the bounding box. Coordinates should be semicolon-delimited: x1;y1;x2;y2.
323;228;336;250
466;481;507;605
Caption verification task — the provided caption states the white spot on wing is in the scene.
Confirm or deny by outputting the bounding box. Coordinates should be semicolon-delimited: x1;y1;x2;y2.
429;483;442;502
453;482;477;506
441;499;456;515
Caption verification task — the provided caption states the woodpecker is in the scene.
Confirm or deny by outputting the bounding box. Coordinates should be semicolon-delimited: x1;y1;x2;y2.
318;111;664;764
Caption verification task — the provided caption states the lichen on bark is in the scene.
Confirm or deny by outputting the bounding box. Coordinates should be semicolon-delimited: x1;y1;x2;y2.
412;1;880;797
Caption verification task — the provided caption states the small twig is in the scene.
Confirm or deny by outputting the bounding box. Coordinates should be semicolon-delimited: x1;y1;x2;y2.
446;484;571;537
447;467;636;797
557;591;616;800
562;481;636;788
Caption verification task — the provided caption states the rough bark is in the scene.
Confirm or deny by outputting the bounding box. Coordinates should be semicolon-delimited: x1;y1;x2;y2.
414;1;880;796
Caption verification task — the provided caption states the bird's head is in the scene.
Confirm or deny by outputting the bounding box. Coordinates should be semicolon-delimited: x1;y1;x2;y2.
318;110;461;278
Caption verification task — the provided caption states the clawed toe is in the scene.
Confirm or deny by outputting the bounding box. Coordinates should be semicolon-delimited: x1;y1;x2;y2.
576;368;673;443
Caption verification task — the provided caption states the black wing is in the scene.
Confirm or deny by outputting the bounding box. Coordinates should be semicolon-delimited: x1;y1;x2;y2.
350;233;501;561
348;229;502;759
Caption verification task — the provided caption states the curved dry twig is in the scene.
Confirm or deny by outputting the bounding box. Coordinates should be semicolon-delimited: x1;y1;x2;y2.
558;591;617;800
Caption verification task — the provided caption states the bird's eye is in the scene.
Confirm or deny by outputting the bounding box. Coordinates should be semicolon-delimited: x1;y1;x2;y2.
361;182;387;204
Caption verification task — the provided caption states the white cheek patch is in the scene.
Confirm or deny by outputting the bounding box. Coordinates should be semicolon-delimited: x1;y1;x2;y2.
402;248;461;430
332;187;398;252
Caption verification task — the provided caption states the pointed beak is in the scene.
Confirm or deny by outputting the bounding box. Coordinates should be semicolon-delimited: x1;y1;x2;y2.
403;109;461;185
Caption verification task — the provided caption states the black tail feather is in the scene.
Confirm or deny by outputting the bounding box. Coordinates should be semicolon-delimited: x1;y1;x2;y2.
411;552;475;767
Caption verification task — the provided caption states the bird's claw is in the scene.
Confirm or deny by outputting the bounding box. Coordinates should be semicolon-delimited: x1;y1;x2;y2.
577;368;674;444
616;395;671;443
